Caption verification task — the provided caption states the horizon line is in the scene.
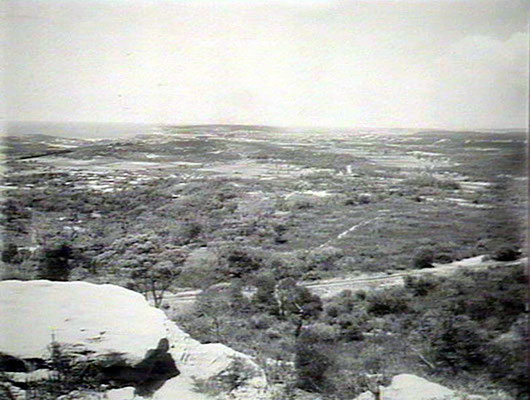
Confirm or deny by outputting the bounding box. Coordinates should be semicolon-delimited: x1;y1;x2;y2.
5;120;528;133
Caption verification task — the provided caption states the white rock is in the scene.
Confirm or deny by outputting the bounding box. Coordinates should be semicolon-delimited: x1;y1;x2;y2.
105;386;137;400
381;374;456;400
0;280;269;400
353;391;376;400
5;369;53;383
0;383;26;400
0;280;167;364
156;321;268;399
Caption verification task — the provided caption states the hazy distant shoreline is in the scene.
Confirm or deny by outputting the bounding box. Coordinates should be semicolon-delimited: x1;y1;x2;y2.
4;121;527;141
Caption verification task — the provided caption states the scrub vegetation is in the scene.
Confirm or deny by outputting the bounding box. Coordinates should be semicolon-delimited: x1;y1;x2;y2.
1;125;527;399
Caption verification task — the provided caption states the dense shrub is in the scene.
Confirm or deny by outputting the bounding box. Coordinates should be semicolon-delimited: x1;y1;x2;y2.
491;244;520;262
24;341;111;399
366;288;410;316
412;248;435;269
1;243;19;263
36;243;73;281
251;274;280;315
294;329;332;392
404;275;439;296
219;248;262;279
430;314;487;372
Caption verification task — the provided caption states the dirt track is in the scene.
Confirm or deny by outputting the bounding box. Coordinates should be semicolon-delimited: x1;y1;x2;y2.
162;255;527;313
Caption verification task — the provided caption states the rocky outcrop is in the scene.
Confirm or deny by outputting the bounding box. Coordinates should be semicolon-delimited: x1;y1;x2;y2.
381;374;455;400
0;280;269;400
353;374;487;400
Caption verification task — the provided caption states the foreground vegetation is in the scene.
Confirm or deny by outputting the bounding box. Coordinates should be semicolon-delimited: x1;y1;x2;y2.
173;264;527;399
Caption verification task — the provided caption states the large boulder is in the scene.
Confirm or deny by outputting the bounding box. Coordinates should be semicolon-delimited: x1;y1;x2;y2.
0;280;269;400
379;374;485;400
1;280;167;364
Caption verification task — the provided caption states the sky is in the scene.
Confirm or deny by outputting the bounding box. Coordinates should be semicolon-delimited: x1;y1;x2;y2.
3;0;529;129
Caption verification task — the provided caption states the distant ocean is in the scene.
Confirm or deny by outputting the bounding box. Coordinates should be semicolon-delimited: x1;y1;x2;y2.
6;121;156;140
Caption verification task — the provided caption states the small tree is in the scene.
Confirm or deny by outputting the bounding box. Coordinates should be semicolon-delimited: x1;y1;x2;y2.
413;248;435;269
1;243;19;263
275;279;323;337
128;254;185;308
251;273;280;315
220;248;262;279
294;329;331;392
37;243;73;281
430;314;486;372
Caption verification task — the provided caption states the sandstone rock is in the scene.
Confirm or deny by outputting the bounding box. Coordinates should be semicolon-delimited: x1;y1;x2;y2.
0;382;27;400
380;374;468;400
105;386;137;400
0;280;168;364
52;387;138;400
155;322;268;400
4;368;54;383
0;280;269;400
353;391;376;400
57;390;106;400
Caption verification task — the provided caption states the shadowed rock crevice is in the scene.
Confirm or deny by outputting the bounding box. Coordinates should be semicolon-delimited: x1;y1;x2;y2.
0;339;179;398
101;338;179;396
0;354;27;373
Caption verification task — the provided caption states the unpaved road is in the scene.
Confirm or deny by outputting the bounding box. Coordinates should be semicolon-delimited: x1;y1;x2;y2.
304;255;526;299
162;255;527;313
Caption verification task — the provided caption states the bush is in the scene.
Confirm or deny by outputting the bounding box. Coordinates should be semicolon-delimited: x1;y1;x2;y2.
404;174;460;190
306;246;344;273
335;315;364;341
36;243;73;281
430;314;487;372
326;290;356;316
404;275;439;296
250;313;276;330
294;330;332;392
1;243;19;263
413;248;434;269
491;245;520;262
251;274;280;315
366;288;410;316
24;341;109;399
220;248;262;279
306;323;339;343
486;318;529;399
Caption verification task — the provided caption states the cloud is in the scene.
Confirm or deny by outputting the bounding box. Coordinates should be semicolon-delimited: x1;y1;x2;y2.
424;32;528;128
4;0;528;128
